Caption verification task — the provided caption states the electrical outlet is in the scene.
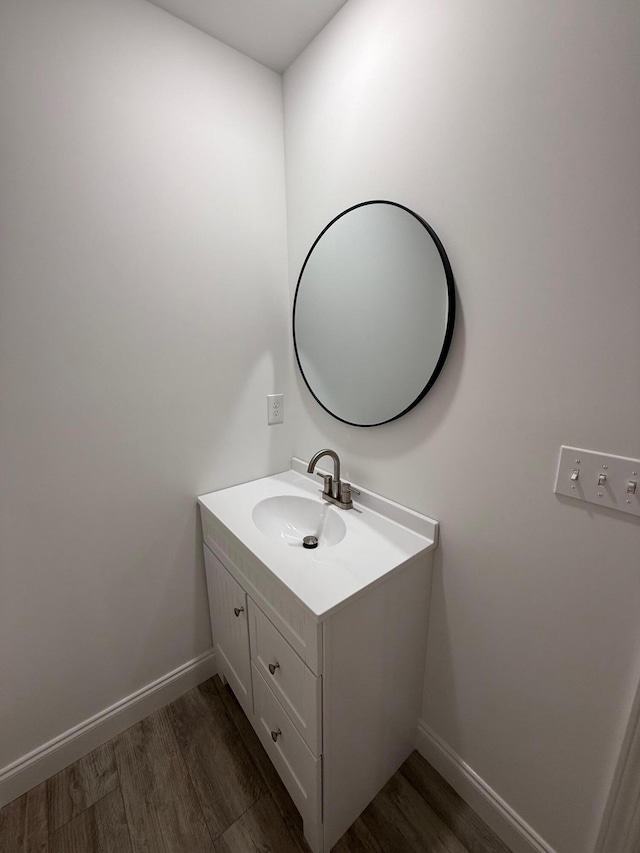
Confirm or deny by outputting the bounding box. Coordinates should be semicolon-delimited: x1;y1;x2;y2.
267;394;284;425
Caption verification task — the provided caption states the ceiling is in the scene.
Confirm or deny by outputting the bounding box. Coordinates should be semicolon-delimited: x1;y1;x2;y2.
145;0;349;73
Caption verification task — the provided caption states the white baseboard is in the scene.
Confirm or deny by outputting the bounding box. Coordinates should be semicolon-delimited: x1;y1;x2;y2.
415;719;556;853
0;649;217;809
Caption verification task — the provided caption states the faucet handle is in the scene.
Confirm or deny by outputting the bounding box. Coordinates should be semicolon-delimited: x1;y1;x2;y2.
340;482;360;504
317;472;333;495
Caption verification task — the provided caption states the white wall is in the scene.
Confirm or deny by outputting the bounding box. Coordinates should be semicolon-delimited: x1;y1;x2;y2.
0;0;291;771
284;2;640;851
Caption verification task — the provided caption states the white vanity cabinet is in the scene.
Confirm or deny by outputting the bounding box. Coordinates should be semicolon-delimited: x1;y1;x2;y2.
199;468;438;853
203;544;324;841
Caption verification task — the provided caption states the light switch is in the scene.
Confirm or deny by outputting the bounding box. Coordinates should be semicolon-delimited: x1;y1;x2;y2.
554;446;640;518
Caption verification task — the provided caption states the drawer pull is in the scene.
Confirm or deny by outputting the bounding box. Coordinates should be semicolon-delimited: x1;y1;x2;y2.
268;662;280;675
233;606;244;617
271;727;281;742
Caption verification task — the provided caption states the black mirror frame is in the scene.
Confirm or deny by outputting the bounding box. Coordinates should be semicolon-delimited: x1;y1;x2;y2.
292;199;456;428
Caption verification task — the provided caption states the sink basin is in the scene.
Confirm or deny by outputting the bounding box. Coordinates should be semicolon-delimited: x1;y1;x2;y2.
252;495;347;548
198;460;438;618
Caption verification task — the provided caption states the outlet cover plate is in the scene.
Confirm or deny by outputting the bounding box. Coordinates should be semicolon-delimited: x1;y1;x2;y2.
555;445;640;517
267;393;284;425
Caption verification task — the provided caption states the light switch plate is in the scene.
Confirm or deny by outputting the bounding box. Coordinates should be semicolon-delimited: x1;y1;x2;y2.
554;445;640;517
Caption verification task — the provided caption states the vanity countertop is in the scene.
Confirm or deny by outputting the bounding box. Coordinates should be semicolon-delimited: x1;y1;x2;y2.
198;460;438;620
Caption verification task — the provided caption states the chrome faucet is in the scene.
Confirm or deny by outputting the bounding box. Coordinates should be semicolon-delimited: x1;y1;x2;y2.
307;448;359;510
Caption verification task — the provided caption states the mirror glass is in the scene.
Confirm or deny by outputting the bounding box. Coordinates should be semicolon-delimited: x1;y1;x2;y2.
293;200;455;426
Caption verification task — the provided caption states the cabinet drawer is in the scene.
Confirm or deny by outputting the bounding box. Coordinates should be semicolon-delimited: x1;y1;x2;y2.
252;664;321;827
249;600;321;756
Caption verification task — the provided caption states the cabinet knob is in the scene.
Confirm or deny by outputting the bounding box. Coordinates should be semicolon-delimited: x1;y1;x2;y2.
268;662;280;675
271;728;281;742
233;606;244;617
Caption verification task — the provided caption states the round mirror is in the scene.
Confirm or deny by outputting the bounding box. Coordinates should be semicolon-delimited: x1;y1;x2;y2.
293;200;455;427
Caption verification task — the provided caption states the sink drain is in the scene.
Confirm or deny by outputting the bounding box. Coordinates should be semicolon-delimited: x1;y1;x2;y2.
302;535;318;549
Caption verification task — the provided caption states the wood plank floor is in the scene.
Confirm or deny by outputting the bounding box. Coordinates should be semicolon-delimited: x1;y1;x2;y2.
0;676;512;853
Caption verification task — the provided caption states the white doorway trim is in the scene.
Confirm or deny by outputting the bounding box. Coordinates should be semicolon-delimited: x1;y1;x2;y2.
595;678;640;852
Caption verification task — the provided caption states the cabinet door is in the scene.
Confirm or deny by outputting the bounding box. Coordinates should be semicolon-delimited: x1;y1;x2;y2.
204;545;252;716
